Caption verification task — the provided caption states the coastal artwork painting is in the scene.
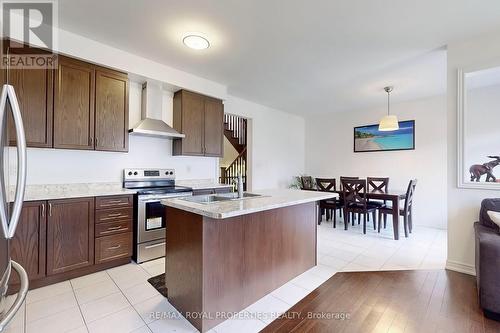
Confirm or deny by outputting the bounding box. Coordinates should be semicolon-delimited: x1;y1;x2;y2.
354;120;415;152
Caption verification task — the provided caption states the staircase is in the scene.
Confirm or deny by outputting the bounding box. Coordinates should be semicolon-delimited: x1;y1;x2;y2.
220;114;247;190
223;114;246;153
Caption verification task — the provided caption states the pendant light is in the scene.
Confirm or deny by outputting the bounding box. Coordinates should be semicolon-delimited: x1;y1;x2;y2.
378;86;399;131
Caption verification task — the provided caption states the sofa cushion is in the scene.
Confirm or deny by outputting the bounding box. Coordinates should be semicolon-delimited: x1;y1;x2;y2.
480;199;500;231
487;211;500;229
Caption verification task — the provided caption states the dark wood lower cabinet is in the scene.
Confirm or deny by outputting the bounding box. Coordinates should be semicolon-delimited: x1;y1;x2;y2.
95;232;132;264
46;197;95;275
9;201;47;283
7;195;133;294
166;202;317;332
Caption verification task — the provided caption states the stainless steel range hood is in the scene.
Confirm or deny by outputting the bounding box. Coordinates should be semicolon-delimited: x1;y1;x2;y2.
129;82;185;138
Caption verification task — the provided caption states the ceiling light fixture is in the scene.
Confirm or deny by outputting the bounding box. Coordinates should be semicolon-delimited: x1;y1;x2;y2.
182;34;210;50
378;86;399;131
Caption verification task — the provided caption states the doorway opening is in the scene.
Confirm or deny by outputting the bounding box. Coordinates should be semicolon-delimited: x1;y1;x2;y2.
219;113;248;190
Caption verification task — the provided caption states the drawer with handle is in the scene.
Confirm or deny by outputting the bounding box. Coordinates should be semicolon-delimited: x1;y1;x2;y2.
96;207;132;224
95;195;133;209
95;232;132;264
95;220;132;237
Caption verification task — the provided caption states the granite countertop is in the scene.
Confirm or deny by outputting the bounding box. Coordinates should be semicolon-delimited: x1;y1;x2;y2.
8;179;231;202
9;183;137;202
161;188;338;219
176;179;233;190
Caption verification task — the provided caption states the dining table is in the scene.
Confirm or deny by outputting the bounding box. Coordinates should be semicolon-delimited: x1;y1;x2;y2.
331;189;407;240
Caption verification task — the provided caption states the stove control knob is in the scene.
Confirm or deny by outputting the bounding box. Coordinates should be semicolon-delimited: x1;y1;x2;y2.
134;171;138;175
165;172;168;175
128;171;132;176
169;171;174;175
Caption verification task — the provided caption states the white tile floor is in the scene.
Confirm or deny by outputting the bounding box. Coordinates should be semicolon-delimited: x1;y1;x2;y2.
4;219;446;333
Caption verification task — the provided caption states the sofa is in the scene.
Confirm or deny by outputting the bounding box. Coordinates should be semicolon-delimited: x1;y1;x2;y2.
474;198;500;321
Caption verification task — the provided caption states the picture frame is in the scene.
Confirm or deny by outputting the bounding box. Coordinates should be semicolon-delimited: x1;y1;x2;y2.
457;65;500;190
353;120;415;153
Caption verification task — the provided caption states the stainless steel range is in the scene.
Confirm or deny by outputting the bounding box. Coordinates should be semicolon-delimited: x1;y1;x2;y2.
123;169;193;263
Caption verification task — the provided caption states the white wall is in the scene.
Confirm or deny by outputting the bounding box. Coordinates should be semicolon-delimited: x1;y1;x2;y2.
224;96;305;190
9;81;219;184
220;137;239;168
6;26;306;188
305;95;448;229
446;28;500;275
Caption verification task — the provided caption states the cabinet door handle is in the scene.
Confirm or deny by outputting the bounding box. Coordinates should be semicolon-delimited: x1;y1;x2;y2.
89;137;93;146
100;229;127;235
95;138;98;146
106;200;125;204
48;203;52;217
41;204;45;217
108;244;121;250
107;213;123;217
107;226;123;231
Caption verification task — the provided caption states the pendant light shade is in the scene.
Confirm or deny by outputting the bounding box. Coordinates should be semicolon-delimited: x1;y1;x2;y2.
378;86;399;131
378;115;399;131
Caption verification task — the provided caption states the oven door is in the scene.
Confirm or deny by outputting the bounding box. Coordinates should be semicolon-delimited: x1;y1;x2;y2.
137;193;192;243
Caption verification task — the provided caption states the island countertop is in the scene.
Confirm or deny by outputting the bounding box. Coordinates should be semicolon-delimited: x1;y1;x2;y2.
161;188;338;219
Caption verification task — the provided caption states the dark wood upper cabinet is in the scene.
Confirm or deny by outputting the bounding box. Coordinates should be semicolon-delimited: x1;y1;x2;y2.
46;197;95;275
54;56;95;150
9;201;47;283
173;90;224;157
6;65;54;148
173;90;204;155
95;67;129;152
1;42;54;148
203;98;224;156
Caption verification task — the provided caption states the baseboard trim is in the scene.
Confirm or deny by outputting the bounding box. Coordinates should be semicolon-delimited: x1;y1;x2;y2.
446;260;476;276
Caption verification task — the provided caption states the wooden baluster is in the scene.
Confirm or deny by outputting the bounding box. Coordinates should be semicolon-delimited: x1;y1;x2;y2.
240;118;243;143
235;117;239;138
235;117;238;141
240;120;243;145
236;117;239;139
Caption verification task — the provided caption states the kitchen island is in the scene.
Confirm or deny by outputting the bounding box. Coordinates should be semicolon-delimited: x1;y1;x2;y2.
161;189;338;332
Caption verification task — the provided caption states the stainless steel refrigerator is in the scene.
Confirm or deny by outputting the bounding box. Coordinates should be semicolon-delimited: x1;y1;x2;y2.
0;83;28;332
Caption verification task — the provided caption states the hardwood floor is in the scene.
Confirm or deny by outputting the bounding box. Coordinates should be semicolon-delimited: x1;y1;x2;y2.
262;270;500;333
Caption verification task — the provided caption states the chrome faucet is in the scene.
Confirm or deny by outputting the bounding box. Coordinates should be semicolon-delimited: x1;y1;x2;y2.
236;174;244;198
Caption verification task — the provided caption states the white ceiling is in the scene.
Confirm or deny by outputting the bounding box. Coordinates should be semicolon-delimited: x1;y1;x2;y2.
58;0;500;115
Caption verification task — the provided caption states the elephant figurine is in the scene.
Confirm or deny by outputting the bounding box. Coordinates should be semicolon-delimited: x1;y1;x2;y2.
470;156;500;182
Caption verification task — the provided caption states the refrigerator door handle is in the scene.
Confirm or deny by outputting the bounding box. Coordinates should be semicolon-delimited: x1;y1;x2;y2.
0;85;10;239
0;85;27;239
0;260;28;332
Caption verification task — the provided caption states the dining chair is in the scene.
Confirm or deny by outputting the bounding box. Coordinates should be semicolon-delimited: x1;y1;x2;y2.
339;176;359;190
300;176;315;191
378;179;417;238
339;176;359;221
367;177;389;222
341;179;378;234
316;178;343;228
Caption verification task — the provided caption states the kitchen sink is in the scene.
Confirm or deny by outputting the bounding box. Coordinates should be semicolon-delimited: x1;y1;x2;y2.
181;192;263;204
218;192;262;199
